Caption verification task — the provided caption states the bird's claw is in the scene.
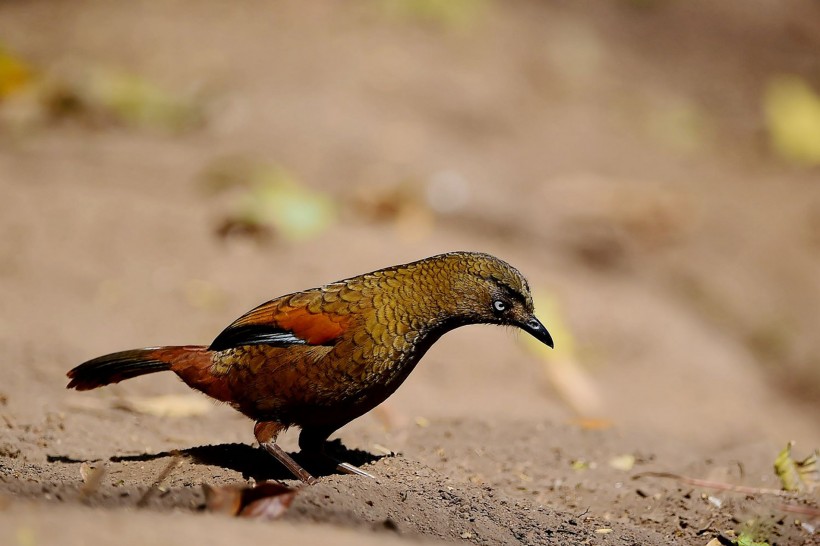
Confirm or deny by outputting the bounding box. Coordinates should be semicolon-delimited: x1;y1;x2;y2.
335;461;377;480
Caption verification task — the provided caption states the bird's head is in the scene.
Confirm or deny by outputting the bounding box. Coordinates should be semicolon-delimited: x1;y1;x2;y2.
435;252;554;349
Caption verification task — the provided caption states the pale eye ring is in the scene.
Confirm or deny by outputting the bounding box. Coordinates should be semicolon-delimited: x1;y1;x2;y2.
493;300;507;313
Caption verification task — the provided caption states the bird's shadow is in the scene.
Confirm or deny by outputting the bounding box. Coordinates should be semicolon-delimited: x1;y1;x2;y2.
110;439;384;482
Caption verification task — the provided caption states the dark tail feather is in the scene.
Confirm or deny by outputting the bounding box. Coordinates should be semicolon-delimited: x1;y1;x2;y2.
67;347;192;391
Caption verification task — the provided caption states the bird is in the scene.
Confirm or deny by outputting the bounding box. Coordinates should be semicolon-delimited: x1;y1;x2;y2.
67;251;553;484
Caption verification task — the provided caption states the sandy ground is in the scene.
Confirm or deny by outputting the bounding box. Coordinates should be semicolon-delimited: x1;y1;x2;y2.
1;1;819;545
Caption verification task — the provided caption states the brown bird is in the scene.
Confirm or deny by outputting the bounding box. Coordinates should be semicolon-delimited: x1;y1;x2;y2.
67;251;553;484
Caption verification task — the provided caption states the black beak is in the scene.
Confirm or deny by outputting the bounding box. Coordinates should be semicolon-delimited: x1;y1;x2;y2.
521;315;554;348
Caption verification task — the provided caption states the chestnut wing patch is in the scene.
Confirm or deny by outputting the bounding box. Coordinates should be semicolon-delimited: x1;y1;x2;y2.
209;302;349;351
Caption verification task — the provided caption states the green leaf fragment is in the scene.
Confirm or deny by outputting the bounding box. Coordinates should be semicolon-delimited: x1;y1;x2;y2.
88;69;204;131
235;167;335;241
764;75;820;166
736;531;769;546
773;441;818;493
0;46;34;98
379;0;488;30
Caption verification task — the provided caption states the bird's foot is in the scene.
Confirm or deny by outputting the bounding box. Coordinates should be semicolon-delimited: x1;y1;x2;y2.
303;450;377;480
255;420;319;485
260;440;318;485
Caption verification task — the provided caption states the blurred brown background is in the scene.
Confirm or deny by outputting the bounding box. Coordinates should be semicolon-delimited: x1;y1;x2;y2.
1;0;819;459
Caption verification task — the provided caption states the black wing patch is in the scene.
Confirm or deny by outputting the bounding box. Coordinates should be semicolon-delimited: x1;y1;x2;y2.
209;324;308;351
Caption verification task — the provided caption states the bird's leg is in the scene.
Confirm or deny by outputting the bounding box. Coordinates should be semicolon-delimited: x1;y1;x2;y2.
254;420;317;485
298;425;376;480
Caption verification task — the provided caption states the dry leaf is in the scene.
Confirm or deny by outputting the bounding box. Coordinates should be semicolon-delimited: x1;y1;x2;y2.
202;483;243;515
79;462;107;497
114;394;213;418
203;481;297;520
239;494;295;520
79;461;93;483
609;454;636;472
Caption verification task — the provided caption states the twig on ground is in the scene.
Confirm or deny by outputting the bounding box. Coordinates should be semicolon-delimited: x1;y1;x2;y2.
137;451;183;507
632;471;798;498
776;503;820;518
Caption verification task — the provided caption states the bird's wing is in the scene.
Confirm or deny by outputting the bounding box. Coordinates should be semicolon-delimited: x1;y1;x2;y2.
209;290;352;351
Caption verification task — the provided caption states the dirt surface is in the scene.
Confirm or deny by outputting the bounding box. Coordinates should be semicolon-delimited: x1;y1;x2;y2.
1;1;819;545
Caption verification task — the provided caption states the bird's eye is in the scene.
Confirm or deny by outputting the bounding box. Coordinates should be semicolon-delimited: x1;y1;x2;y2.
492;300;507;313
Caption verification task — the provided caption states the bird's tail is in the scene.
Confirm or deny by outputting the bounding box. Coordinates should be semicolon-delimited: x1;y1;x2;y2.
66;345;210;391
